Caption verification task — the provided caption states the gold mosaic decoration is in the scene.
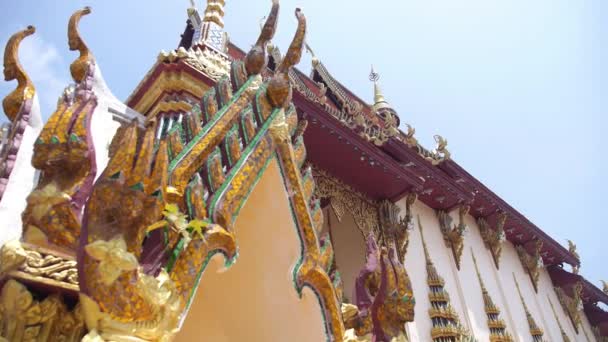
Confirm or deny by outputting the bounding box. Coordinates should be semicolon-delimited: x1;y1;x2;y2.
312;166;378;235
20;7;99;251
555;282;583;334
436;205;469;270
73;4;344;341
512;273;545;341
477;212;507;269
516;239;544;293
471;249;513;342
0;241;78;291
418;216;471;341
0;279;85;341
567;240;581;274
548;295;572;342
2;25;35;123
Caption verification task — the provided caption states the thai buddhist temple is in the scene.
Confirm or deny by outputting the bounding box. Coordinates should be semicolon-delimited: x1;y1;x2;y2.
0;1;605;341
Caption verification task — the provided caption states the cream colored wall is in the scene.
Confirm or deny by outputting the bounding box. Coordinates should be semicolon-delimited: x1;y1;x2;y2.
176;159;327;342
320;207;367;304
397;197;596;341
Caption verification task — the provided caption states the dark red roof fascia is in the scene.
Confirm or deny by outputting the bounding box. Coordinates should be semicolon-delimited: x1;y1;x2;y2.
584;303;608;335
294;90;425;194
383;138;474;204
445;161;579;267
548;266;608;305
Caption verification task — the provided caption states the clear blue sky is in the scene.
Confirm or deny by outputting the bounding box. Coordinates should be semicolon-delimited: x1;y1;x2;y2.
1;1;605;286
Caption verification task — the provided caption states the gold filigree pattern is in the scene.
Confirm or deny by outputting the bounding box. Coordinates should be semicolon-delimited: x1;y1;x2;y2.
477;212;507;269
516;240;544;293
312;166;378;235
418;216;470;341
158;46;231;82
548;296;572;342
2;242;78;292
75;4;345;341
513;273;545;341
436;205;469;270
555;282;583;334
471;249;513;342
567;240;580;274
0;280;85;341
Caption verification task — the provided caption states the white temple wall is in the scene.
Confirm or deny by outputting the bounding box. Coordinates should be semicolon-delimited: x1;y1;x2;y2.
90;63;141;173
581;308;599;342
0;95;42;247
398;197;595;341
500;240;555;341
457;213;520;340
399;200;475;340
540;268;581;340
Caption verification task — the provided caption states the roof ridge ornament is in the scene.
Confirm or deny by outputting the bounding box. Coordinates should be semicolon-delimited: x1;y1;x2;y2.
267;7;306;108
304;42;319;66
567;239;580;274
245;0;279;76
188;0;228;51
2;25;36;122
369;65;392;113
68;6;94;83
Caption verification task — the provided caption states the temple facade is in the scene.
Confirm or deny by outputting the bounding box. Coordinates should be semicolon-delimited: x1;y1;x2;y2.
0;1;605;341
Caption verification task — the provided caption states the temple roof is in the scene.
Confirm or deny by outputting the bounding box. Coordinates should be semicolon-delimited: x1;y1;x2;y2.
127;7;603;312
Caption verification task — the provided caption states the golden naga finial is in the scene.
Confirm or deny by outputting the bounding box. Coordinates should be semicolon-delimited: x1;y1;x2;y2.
68;6;93;83
267;7;306;108
2;25;36;122
602;280;608;295
245;0;279;76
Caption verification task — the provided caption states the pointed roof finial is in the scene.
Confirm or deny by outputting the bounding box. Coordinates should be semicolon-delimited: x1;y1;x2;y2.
3;25;36;122
68;7;93;83
203;0;226;28
369;65;391;112
305;42;319;66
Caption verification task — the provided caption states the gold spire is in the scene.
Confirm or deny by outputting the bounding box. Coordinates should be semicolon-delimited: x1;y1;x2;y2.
548;296;571;342
369;65;391;112
419;215;471;341
2;25;36;122
472;249;514;342
202;0;226;28
513;273;545;340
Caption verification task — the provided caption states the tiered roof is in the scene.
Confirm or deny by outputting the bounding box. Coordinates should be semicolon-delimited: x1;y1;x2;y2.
124;1;607;337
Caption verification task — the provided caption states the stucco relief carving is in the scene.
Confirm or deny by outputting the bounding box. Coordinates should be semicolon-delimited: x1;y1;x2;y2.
516;240;544;293
436;205;469;270
312;166;379;235
555;282;583;334
477;212;507;269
